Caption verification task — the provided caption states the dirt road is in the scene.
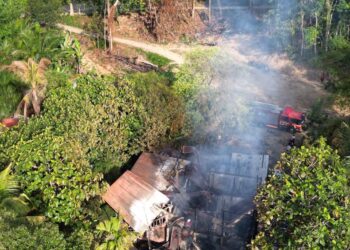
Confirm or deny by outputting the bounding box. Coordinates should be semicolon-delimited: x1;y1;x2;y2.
57;24;184;64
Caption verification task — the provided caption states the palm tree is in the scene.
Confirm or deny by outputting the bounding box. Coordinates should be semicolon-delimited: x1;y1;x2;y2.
0;165;18;202
1;58;51;119
0;165;34;216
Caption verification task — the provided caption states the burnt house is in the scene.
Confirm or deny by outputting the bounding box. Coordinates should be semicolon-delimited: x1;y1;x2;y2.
103;150;269;249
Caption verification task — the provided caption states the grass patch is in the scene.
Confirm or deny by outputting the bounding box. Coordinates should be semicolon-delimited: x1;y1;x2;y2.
60;15;89;29
144;51;171;67
136;49;171;68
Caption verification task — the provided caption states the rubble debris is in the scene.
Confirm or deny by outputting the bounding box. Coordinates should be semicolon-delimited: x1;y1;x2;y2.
114;55;158;72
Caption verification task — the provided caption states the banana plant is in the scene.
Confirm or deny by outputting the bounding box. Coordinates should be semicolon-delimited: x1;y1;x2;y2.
96;216;136;250
60;34;84;74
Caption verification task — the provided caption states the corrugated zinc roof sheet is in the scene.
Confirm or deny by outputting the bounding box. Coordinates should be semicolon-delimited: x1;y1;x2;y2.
131;152;190;191
103;170;169;232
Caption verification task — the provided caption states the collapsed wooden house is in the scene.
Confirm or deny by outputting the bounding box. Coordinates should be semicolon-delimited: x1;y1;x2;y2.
103;149;269;249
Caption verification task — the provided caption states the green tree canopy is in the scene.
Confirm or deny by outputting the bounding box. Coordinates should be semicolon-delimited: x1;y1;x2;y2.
0;72;183;225
252;138;350;249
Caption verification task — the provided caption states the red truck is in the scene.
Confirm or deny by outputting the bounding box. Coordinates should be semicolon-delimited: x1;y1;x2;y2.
0;117;19;128
250;102;305;132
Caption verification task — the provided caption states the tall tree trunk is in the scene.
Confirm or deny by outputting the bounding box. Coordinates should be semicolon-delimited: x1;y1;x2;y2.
324;0;332;52
314;12;318;55
300;10;305;57
103;1;108;50
106;0;119;52
147;0;152;11
191;0;195;18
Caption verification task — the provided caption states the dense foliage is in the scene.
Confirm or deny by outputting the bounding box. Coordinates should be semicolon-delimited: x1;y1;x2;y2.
28;0;63;26
267;0;350;55
0;209;67;250
252;138;350;248
0;72;183;224
266;0;350;102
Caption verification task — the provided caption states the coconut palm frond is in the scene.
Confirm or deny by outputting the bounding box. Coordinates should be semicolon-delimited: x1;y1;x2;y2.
0;165;19;201
38;58;51;73
3;58;50;118
1;196;31;216
1;61;30;84
37;58;51;83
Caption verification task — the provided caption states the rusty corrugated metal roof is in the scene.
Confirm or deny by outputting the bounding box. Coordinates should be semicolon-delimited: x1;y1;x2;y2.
103;170;169;232
131;152;190;191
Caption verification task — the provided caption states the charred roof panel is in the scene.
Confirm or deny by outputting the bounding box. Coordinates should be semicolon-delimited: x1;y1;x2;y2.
103;170;169;232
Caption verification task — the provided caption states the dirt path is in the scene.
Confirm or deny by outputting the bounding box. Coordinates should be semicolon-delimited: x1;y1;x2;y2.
213;34;328;167
57;24;185;64
219;34;327;111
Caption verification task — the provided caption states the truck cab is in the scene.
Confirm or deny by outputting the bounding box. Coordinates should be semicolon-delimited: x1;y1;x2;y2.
278;107;305;132
250;102;306;133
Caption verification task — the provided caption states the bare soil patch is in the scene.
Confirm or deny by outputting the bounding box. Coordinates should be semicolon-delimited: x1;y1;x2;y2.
78;35;158;76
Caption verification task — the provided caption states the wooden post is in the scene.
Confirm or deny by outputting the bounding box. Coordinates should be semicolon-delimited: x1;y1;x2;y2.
69;2;74;16
192;0;195;18
209;0;212;22
220;209;225;246
301;11;304;57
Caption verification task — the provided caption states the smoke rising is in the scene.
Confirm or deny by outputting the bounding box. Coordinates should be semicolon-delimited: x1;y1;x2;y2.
181;2;304;248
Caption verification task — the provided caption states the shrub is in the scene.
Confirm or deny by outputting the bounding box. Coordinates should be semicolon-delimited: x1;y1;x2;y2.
0;72;24;119
0;0;27;39
0;208;67;250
